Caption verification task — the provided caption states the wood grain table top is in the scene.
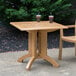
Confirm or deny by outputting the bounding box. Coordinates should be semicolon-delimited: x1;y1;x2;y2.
10;21;67;31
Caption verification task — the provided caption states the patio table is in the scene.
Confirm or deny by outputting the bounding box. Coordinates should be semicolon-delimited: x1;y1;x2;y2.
10;21;67;70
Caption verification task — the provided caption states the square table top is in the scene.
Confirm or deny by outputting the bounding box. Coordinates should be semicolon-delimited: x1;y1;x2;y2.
10;21;67;31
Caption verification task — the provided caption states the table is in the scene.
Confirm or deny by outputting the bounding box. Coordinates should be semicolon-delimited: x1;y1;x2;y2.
10;21;67;70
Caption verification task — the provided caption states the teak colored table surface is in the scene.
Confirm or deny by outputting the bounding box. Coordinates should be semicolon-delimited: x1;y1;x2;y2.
10;21;67;70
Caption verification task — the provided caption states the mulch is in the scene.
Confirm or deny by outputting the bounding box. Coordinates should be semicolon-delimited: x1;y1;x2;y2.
0;22;74;53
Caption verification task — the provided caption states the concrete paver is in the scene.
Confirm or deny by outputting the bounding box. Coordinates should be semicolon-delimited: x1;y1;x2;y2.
0;48;76;76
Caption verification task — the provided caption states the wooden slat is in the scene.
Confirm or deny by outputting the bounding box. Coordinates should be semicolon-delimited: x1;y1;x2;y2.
67;25;75;28
62;36;76;43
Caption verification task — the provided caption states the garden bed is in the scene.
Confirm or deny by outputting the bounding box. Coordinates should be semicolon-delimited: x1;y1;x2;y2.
0;22;74;53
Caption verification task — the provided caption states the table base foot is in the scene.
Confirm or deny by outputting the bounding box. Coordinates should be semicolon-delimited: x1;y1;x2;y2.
26;57;35;70
18;53;59;70
42;56;59;67
17;53;31;62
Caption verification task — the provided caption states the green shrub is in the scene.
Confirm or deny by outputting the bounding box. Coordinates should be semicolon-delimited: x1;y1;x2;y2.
0;0;76;24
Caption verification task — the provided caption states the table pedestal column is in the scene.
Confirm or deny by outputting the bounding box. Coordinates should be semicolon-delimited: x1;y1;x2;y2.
17;30;59;70
38;31;59;67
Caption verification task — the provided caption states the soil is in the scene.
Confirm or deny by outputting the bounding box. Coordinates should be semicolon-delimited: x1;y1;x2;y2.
0;22;74;53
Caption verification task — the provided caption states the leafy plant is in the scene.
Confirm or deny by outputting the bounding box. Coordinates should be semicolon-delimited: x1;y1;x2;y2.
0;0;76;24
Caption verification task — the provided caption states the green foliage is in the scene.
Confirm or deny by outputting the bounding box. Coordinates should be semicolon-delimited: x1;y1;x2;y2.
5;7;29;21
0;0;76;24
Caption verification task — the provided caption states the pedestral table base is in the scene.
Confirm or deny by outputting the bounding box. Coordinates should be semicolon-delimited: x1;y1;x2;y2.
17;30;59;70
